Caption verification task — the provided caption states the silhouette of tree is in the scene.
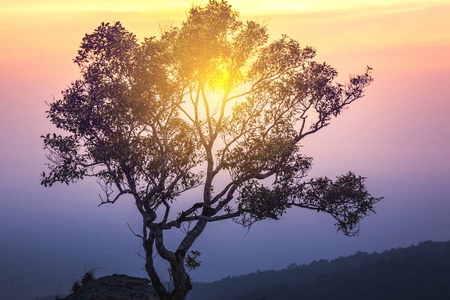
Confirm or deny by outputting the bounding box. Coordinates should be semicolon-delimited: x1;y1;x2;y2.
42;1;381;299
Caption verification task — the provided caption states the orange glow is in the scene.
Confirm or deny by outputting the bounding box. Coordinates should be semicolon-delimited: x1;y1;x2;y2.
2;1;449;50
1;0;449;94
1;0;448;131
2;1;448;62
0;1;187;13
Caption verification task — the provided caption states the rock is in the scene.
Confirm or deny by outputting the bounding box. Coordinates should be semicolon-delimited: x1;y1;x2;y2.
61;274;158;300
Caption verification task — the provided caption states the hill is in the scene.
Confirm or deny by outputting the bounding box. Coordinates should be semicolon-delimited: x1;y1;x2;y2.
188;240;450;300
46;274;157;300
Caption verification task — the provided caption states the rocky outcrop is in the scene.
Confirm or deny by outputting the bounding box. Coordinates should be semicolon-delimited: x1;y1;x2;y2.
61;274;157;300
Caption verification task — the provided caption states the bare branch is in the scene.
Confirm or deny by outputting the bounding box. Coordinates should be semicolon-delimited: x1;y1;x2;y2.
98;189;133;207
127;222;144;240
181;212;241;223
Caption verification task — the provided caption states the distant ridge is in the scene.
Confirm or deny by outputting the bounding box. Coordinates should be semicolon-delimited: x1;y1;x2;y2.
188;240;450;300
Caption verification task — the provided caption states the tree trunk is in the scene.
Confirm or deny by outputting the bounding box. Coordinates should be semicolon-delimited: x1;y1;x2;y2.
145;261;191;300
169;259;192;300
143;236;192;300
144;239;171;300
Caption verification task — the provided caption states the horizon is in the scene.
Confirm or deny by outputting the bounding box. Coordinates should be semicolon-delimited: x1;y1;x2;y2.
1;1;450;299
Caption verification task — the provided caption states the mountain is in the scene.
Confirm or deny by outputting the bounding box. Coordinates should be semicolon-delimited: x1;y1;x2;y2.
188;240;450;300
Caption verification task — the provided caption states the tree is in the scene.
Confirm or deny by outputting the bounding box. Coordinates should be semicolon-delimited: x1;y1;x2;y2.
41;1;381;299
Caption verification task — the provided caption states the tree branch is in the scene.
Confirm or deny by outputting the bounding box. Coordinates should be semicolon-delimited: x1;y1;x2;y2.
127;222;144;240
98;189;133;206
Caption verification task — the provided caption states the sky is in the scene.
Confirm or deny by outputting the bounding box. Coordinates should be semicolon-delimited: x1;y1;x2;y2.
1;0;449;299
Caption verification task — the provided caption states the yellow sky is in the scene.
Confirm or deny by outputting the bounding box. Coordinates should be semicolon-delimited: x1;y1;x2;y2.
0;0;449;85
2;0;449;13
2;0;449;50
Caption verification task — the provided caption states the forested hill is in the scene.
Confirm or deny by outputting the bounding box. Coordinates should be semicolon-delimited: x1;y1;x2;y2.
189;240;450;300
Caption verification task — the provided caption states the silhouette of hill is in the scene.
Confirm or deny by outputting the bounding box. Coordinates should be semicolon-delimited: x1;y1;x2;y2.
34;274;156;300
61;274;157;300
188;240;450;300
34;241;450;300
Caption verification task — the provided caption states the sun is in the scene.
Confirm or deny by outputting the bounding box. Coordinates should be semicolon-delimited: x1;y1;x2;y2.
209;67;232;94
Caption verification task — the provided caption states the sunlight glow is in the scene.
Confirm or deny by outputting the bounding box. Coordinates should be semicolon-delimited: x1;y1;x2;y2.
0;0;187;13
232;0;450;15
209;68;232;94
2;0;450;15
1;0;449;84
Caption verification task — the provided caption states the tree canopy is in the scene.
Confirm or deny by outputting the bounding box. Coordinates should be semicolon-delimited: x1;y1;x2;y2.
42;1;381;299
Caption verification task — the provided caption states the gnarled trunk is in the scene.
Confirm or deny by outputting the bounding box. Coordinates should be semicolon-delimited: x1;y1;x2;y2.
144;220;207;300
144;247;192;300
144;239;171;299
168;259;192;300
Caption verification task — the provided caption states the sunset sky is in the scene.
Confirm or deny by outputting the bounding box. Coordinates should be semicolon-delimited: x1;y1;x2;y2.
1;1;449;299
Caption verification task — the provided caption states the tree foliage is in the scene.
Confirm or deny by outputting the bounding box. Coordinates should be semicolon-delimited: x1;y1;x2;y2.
42;1;381;299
